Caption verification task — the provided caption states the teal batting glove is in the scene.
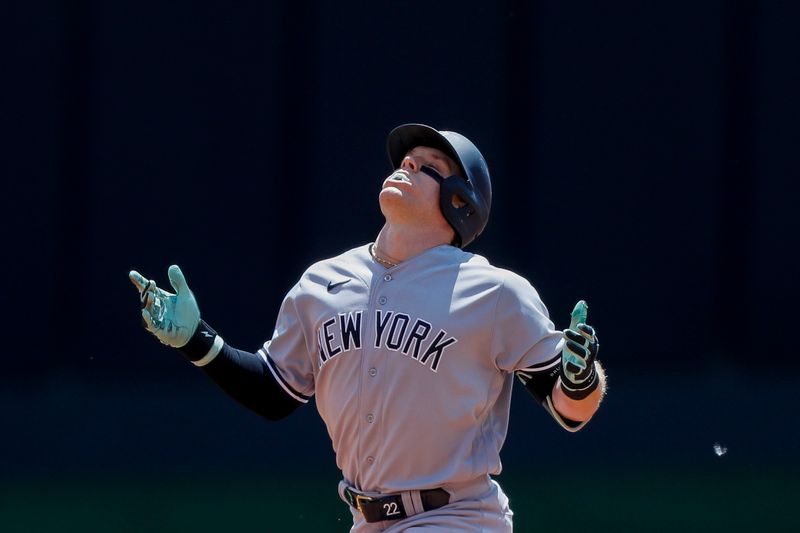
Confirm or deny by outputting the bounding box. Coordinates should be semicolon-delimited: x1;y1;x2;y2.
129;265;200;348
560;300;600;400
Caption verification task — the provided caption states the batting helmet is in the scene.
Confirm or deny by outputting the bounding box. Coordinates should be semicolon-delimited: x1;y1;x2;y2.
387;123;492;248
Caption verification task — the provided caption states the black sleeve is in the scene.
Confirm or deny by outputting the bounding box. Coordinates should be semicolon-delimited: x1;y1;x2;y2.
179;320;304;421
515;356;561;404
515;357;584;431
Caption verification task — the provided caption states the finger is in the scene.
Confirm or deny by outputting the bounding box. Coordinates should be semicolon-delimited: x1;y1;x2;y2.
565;329;588;346
142;283;153;305
576;323;595;342
566;361;585;374
168;265;190;295
563;349;587;372
129;270;149;293
588;339;599;358
141;308;157;333
142;291;157;313
566;340;588;358
588;336;599;356
574;363;595;381
569;300;588;330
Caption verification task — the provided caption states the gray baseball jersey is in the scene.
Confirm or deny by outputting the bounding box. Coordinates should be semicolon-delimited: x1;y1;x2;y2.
258;243;563;493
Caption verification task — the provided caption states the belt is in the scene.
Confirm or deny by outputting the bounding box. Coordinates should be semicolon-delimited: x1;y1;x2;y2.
343;486;450;523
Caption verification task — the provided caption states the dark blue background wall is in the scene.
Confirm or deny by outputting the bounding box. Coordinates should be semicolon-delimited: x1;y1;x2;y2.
2;1;799;531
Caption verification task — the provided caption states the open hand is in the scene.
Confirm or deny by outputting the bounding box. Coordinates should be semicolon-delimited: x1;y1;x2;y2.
129;265;200;348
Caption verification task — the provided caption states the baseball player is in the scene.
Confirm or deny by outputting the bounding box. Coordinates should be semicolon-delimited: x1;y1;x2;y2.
129;123;606;532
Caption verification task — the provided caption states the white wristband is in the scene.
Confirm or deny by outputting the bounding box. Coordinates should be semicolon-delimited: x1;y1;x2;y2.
191;335;224;367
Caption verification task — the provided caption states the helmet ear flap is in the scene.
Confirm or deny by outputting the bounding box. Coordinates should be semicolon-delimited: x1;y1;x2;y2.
439;176;485;248
450;194;467;209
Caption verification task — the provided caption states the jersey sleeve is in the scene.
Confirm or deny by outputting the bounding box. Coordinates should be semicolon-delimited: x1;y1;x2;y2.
256;282;316;402
491;273;564;374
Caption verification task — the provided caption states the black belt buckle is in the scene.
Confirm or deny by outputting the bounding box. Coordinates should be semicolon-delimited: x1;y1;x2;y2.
354;493;372;513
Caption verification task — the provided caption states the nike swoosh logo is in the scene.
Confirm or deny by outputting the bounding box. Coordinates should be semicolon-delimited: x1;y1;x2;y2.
327;279;351;292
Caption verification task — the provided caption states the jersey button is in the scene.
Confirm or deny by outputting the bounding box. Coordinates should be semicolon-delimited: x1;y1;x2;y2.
368;367;377;377
383;274;392;282
366;413;374;424
378;296;387;305
367;456;374;465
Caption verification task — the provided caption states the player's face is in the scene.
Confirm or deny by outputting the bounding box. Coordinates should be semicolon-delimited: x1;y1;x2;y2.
379;146;460;231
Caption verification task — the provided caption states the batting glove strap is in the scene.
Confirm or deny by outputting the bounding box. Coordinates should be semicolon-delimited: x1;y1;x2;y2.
560;364;599;400
179;320;224;366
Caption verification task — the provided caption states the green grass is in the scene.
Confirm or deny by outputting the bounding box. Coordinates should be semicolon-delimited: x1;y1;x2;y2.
1;467;795;532
0;476;349;533
500;465;798;533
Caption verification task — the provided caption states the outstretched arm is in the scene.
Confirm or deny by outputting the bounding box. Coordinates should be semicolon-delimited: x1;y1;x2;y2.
180;322;306;420
517;300;606;432
129;266;304;421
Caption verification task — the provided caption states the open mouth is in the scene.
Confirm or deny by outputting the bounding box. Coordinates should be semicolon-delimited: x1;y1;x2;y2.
388;170;412;184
